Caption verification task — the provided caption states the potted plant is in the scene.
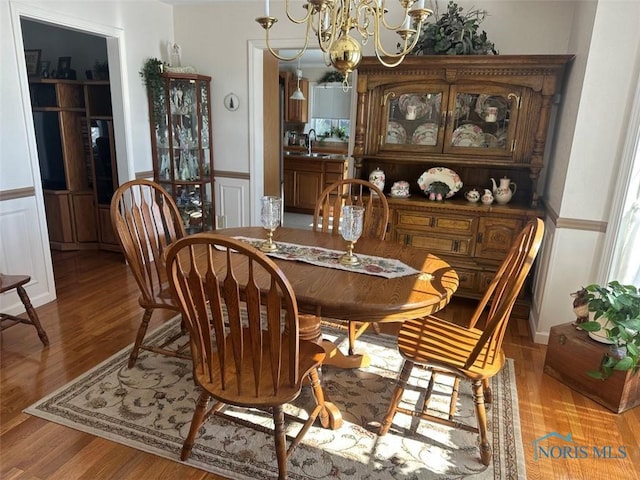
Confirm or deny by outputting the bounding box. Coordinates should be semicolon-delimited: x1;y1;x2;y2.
579;281;640;379
139;57;166;124
319;126;348;143
410;1;497;56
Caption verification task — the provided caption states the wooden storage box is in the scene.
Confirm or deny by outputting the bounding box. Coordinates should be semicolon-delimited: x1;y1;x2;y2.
544;322;640;413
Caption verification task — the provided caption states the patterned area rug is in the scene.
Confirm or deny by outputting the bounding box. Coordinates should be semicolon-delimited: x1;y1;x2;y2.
25;318;526;479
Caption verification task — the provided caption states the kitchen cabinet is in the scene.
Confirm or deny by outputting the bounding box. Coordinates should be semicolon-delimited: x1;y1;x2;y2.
283;155;348;214
147;72;215;233
283;71;309;124
354;55;572;308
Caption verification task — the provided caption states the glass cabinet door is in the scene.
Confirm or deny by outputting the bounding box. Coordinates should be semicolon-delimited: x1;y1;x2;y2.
444;86;521;156
149;73;214;234
380;84;448;152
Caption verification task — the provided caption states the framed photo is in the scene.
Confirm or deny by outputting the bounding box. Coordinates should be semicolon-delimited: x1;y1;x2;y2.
57;56;71;74
38;60;50;78
24;49;41;76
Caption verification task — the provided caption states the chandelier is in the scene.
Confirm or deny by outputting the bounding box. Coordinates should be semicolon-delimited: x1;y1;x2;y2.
256;0;433;86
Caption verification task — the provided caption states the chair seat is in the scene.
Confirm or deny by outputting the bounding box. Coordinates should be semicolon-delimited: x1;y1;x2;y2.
196;332;325;407
0;274;30;293
397;316;505;380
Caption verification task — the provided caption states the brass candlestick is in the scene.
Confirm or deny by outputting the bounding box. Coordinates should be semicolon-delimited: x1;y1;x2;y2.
260;228;278;253
340;240;360;266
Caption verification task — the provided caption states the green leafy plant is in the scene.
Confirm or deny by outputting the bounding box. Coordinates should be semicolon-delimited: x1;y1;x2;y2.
319;70;344;84
579;281;640;379
410;1;497;56
139;57;166;124
320;126;348;141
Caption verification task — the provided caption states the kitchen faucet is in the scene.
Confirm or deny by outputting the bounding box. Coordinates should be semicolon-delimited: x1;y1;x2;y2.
307;129;316;155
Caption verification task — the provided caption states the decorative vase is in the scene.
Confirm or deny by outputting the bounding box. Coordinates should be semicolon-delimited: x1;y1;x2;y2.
491;177;517;205
369;168;385;193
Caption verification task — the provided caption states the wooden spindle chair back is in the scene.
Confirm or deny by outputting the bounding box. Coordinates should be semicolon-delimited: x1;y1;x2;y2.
312;178;391;355
165;234;332;479
313;179;389;241
110;179;188;367
380;218;544;466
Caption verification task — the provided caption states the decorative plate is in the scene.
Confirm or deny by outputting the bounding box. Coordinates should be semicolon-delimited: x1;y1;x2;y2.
411;123;438;145
386;121;407;144
417;167;463;198
477;133;500;148
398;94;430;120
474;95;509;121
389;193;411;198
452;131;483;147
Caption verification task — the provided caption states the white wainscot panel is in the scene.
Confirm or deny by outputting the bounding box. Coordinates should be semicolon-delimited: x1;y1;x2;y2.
215;177;250;228
0;196;56;314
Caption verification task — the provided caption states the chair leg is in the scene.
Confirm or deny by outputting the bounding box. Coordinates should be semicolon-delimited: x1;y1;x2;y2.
181;390;210;461
482;377;492;404
472;379;492;466
380;360;414;435
128;309;153;368
347;321;373;355
272;406;287;480
16;285;49;346
307;368;343;430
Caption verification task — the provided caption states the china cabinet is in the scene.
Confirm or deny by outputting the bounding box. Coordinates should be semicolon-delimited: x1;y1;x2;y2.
147;72;214;233
84;81;119;250
354;55;573;306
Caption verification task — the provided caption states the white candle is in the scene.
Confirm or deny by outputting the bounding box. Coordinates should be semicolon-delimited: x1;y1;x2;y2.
417;0;425;9
265;0;270;17
401;15;411;29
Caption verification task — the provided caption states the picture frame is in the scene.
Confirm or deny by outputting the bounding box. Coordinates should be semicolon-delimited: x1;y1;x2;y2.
24;49;41;76
38;60;50;78
57;56;71;75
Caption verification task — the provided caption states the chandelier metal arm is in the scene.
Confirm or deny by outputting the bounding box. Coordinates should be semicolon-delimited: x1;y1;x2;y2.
284;0;314;24
256;0;433;85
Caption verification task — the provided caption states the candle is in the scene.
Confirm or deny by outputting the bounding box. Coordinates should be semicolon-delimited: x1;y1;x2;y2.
265;0;270;17
323;10;330;30
417;0;425;9
401;15;411;29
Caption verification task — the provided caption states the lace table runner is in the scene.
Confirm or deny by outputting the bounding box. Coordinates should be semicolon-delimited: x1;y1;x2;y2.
234;236;422;279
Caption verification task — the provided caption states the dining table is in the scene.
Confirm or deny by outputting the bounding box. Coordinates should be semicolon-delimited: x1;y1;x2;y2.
217;226;459;366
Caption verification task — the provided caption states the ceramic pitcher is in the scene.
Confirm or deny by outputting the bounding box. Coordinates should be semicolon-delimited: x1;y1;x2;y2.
369;168;385;193
491;177;517;205
481;189;494;205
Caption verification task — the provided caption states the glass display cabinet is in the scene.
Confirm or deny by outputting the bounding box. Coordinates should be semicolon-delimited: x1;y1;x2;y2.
380;84;520;158
147;72;214;233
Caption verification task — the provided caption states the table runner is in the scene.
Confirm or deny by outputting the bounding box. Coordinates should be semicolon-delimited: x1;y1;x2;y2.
234;236;421;279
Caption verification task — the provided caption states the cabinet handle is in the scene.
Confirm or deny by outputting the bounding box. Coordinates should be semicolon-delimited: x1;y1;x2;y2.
453;240;459;252
477;232;483;243
440;111;446;128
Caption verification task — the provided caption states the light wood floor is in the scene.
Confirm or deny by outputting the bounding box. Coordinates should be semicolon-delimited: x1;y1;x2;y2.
1;250;639;479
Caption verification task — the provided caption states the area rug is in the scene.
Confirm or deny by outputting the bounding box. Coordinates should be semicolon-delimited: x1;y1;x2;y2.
25;318;526;479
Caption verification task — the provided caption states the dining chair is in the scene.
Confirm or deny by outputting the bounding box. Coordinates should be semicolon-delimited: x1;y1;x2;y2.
110;179;188;368
313;178;390;355
379;218;544;465
165;234;337;480
0;273;49;346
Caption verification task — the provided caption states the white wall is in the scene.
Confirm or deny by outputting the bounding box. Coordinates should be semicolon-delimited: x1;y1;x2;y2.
0;0;173;314
532;0;640;341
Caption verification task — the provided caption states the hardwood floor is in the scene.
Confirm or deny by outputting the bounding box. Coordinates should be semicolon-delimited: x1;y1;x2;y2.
1;250;639;479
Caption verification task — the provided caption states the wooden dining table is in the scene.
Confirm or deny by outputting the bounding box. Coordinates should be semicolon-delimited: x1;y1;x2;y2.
217;226;459;366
